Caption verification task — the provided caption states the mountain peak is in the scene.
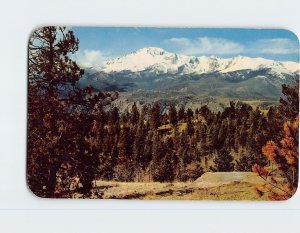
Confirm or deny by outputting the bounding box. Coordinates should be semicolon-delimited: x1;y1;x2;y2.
100;47;299;74
134;47;166;55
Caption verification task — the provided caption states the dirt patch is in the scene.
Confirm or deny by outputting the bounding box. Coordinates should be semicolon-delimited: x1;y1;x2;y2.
193;172;264;189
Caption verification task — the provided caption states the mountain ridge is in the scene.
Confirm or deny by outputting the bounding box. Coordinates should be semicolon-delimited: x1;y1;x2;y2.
79;47;299;112
98;47;299;76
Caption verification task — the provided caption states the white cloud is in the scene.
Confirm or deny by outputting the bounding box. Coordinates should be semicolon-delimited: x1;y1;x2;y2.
75;49;109;68
164;37;245;55
166;38;191;47
250;38;299;55
164;37;299;56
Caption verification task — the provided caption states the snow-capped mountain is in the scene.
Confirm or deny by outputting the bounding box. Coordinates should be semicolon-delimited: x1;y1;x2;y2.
79;47;299;112
99;47;299;75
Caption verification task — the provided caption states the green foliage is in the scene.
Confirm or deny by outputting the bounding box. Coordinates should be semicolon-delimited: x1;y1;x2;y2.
279;79;299;121
185;118;194;136
27;27;117;198
150;102;162;129
168;104;178;126
180;163;204;181
113;163;135;182
235;152;267;171
152;154;175;182
178;106;186;121
212;149;234;172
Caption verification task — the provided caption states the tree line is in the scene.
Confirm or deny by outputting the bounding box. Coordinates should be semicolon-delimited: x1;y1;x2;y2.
86;95;291;183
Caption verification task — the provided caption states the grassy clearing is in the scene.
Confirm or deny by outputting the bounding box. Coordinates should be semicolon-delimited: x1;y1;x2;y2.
88;172;269;200
144;182;268;200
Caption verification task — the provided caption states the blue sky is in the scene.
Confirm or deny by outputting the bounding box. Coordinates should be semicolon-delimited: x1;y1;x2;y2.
72;27;299;67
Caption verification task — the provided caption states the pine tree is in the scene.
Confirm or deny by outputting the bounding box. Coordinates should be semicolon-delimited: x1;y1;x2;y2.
150;103;162;129
212;149;234;172
110;107;120;124
199;105;211;119
254;117;299;199
178;106;186;122
198;124;207;153
119;126;133;161
253;80;299;200
132;112;146;168
114;126;134;181
185;118;194;136
206;122;218;151
186;108;194;121
168;104;178;126
131;102;140;125
27;27;116;197
216;121;226;149
121;110;130;125
236;152;266;171
279;79;299;121
150;132;164;180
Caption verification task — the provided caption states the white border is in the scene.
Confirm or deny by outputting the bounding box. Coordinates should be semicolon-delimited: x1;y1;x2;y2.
0;0;299;232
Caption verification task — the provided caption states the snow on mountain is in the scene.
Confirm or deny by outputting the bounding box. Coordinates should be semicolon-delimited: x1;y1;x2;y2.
102;47;192;73
100;47;299;75
282;61;300;73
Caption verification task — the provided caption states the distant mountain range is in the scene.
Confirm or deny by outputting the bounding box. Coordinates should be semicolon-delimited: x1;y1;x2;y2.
100;47;299;75
79;47;299;112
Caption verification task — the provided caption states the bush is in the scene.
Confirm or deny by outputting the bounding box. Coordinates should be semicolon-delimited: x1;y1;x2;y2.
113;164;134;182
180;163;204;181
